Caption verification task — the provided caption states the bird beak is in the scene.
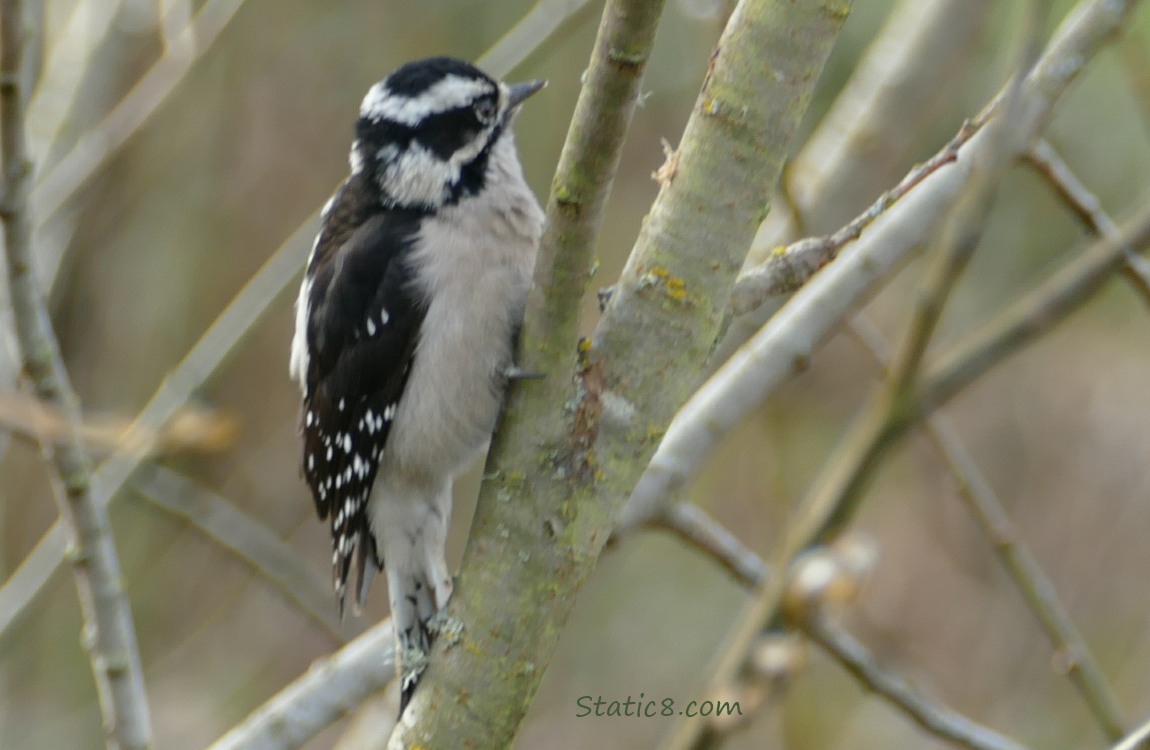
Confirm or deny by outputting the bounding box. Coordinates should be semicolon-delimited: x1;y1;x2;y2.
507;79;547;108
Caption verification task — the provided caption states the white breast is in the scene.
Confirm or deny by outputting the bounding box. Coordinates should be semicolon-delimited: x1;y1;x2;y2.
382;134;544;479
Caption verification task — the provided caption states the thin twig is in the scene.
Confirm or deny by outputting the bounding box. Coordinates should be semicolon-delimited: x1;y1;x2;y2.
802;614;1031;750
850;315;1127;740
132;466;343;641
919;201;1150;420
1111;715;1150;750
207;619;397;750
730;115;985;314
719;0;995;363
1024;138;1150;306
477;0;594;78
619;0;1144;554
0;391;235;456
34;0;249;282
0;1;154;746
653;503;768;588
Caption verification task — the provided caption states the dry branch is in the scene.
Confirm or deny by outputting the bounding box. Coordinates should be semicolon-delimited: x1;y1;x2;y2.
659;3;1145;746
802;614;1031;750
1;1;154;746
850;316;1126;740
207;620;397;750
618;0;1146;539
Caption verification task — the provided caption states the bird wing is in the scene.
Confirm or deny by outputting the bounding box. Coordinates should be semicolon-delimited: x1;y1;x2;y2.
298;179;427;611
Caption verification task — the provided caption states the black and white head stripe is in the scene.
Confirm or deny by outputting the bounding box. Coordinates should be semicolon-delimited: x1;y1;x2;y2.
360;74;495;126
346;57;543;210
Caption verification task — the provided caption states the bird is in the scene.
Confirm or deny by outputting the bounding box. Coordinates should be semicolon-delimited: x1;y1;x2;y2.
288;56;545;711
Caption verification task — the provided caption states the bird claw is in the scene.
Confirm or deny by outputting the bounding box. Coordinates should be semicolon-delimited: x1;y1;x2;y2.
504;365;545;380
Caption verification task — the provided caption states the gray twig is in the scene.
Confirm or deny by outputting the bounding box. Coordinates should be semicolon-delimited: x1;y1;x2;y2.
803;614;1031;750
850;315;1126;740
653;503;768;589
1024;138;1150;306
207;619;397;750
0;1;154;746
1111;715;1150;750
730;115;984;314
132;466;343;641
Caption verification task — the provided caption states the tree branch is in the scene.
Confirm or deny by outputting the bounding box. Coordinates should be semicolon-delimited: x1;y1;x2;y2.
617;0;1145;538
1;1;154;746
850;316;1127;740
802;614;1031;750
132;467;342;641
728;115;984;315
207;619;396;750
390;1;850;747
660;3;1146;746
652;502;768;589
718;0;994;360
1023;138;1150;307
1110;715;1150;750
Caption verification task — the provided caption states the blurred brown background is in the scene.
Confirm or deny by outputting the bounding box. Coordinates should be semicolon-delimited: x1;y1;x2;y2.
2;0;1149;748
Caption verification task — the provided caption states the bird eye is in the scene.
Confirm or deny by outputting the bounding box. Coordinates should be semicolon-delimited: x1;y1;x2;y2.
475;98;497;124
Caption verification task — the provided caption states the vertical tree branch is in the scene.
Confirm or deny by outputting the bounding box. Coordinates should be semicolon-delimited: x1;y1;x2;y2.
389;0;671;744
391;1;851;747
0;1;154;747
718;0;993;360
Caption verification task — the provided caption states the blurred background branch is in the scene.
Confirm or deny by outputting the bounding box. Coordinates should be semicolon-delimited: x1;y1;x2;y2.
849;315;1126;740
207;619;396;750
1;0;153;745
